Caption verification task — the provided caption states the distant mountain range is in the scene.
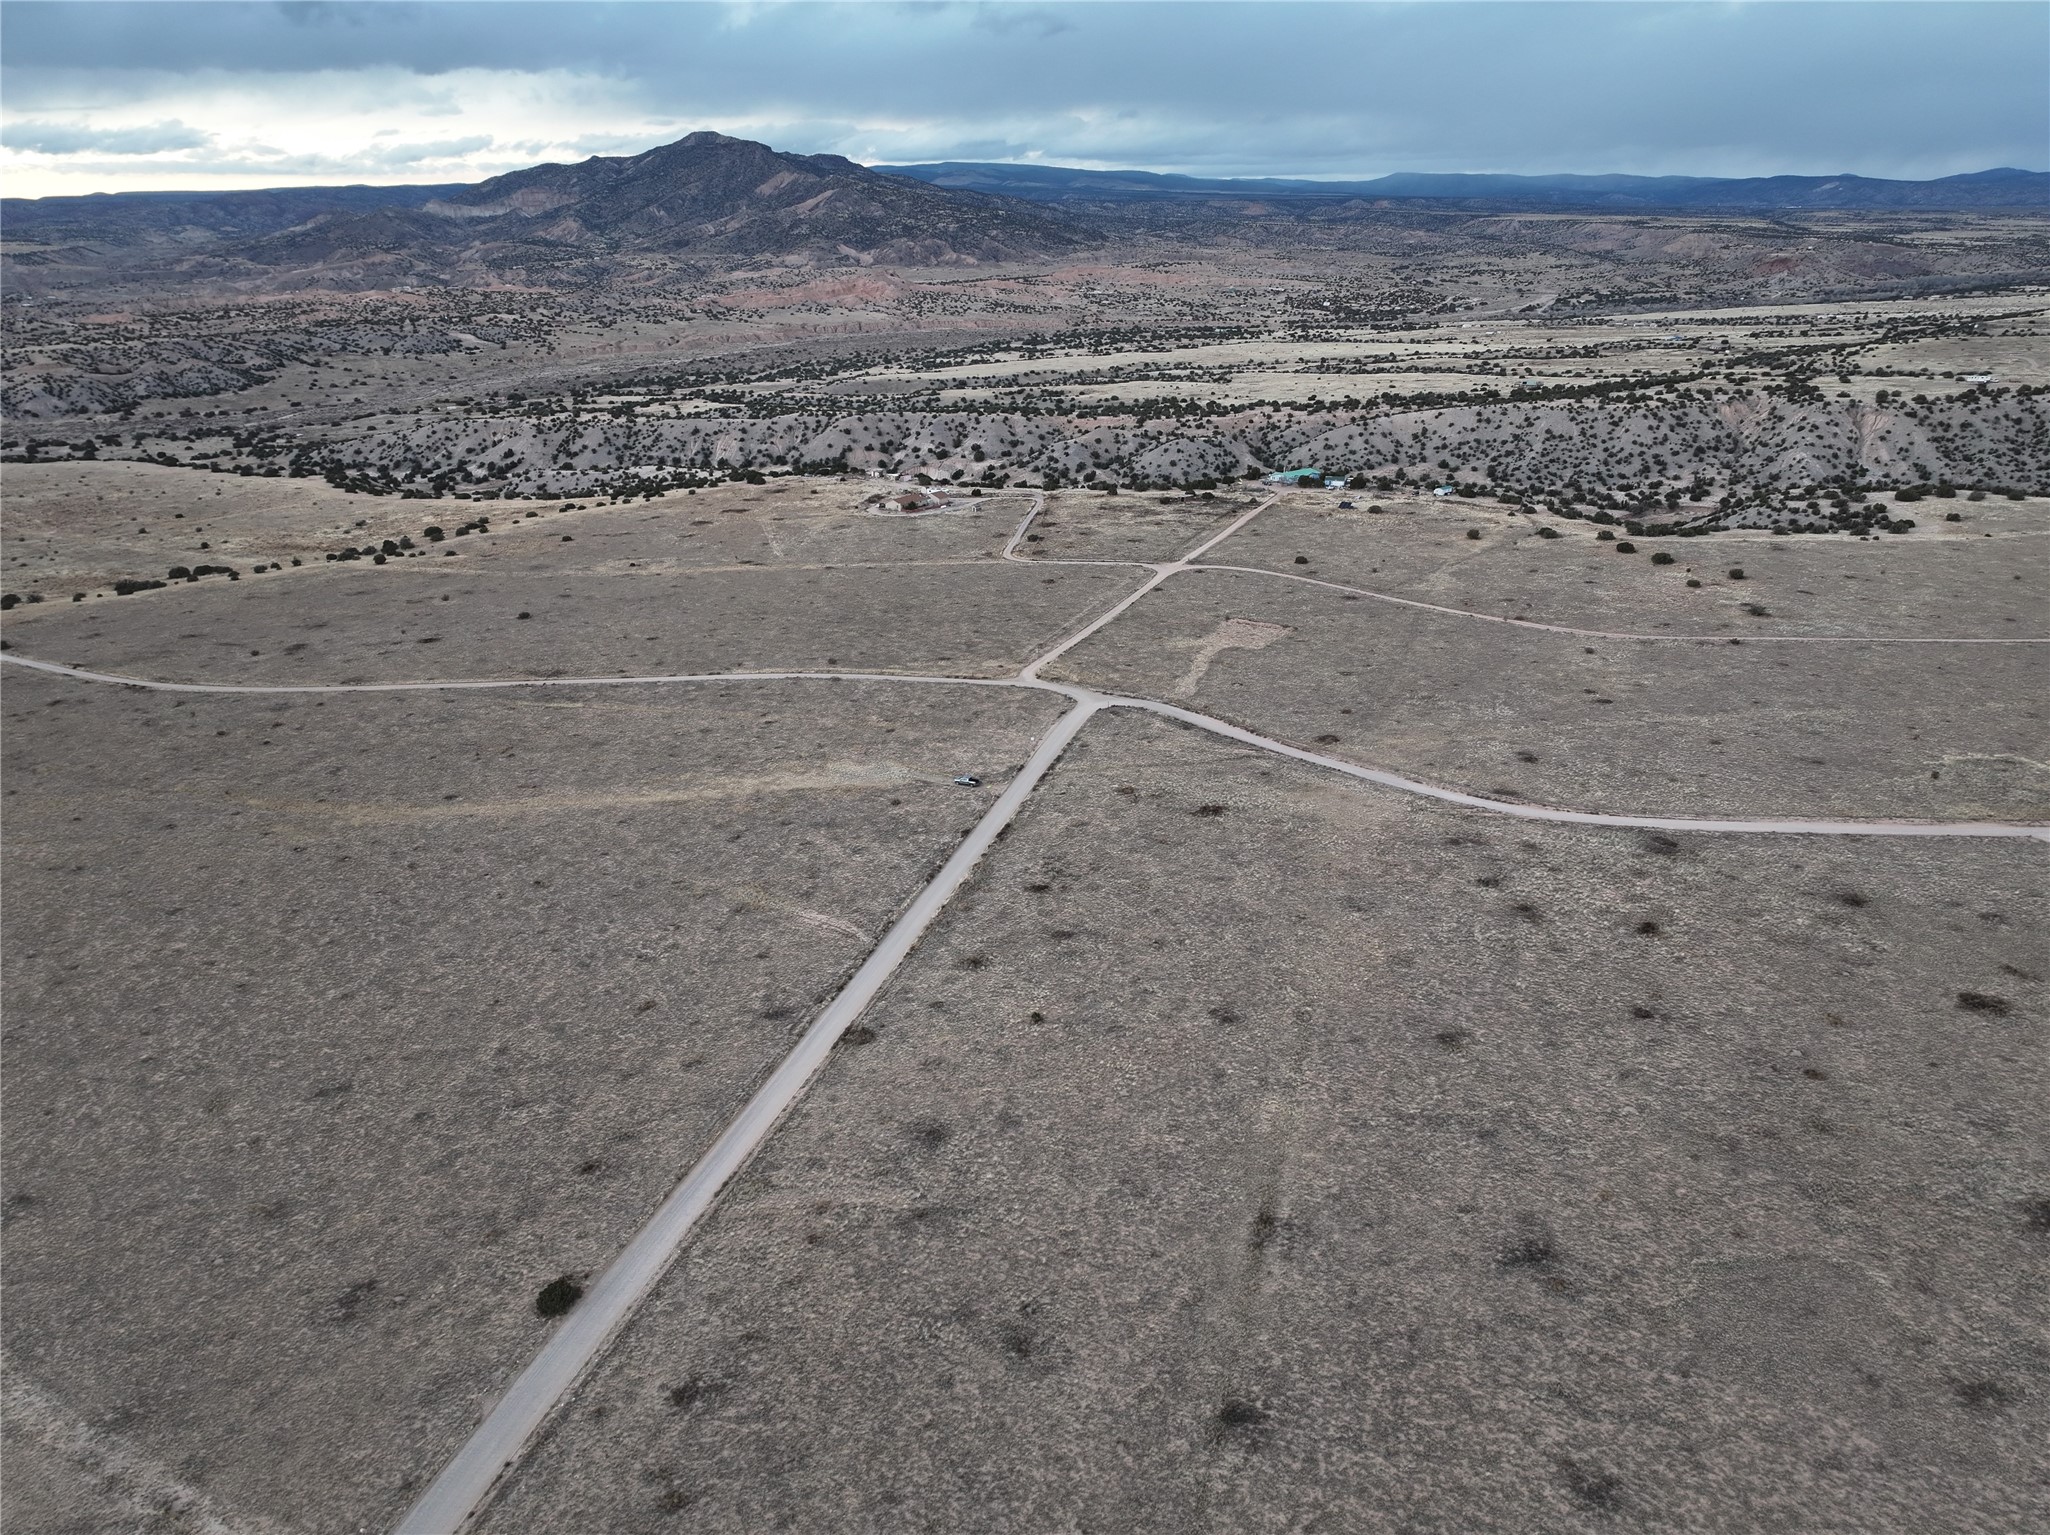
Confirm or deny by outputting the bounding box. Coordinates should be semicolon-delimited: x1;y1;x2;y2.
2;134;1089;283
876;163;2050;211
4;137;2042;295
2;181;467;247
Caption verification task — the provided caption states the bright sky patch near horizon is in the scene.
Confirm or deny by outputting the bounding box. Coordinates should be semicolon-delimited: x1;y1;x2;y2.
1;1;2044;200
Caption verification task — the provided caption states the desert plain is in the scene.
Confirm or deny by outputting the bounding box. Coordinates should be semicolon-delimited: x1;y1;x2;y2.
3;135;2047;1534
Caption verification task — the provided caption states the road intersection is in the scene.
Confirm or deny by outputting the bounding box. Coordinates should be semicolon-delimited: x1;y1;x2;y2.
2;485;2042;1532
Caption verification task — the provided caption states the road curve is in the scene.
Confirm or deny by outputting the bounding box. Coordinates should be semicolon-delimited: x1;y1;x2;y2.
391;695;1103;1535
1128;698;2050;841
1187;561;2050;645
5;654;2042;841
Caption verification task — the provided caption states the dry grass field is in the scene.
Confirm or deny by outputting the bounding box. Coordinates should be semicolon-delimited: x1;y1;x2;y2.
4;194;2046;1534
474;710;2047;1535
2;669;1064;1531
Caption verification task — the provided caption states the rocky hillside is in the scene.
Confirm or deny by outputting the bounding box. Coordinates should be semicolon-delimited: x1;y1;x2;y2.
240;388;2048;504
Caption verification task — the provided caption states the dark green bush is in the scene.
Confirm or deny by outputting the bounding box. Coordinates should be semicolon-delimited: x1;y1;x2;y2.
534;1276;584;1317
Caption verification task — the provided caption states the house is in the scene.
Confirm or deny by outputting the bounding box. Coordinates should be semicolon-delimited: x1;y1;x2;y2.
1432;485;1458;497
1263;467;1326;486
877;489;942;513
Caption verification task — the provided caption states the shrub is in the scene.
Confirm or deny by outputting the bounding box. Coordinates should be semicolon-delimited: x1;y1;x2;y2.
1614;541;1636;554
1466;529;1482;541
1596;529;1615;542
534;1276;584;1317
1649;550;1675;565
1216;1398;1269;1430
1499;1231;1558;1267
1728;568;1745;580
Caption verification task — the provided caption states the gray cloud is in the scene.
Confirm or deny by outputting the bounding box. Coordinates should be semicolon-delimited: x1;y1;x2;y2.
1;3;2043;185
363;133;493;166
1;116;214;155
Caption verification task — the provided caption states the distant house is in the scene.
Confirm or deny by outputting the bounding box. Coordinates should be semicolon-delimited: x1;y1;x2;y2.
876;489;941;513
1432;485;1458;497
1264;467;1325;486
1963;373;1995;383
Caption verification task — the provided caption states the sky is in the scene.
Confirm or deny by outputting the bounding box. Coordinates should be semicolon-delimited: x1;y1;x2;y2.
2;1;2045;198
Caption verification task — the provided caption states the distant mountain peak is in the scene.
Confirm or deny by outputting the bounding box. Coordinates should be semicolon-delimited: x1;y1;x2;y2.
398;131;1089;265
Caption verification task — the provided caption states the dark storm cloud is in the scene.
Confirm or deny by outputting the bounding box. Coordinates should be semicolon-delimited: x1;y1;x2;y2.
2;1;2043;181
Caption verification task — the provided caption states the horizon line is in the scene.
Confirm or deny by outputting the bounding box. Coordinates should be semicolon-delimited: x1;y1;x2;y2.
7;158;2044;204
